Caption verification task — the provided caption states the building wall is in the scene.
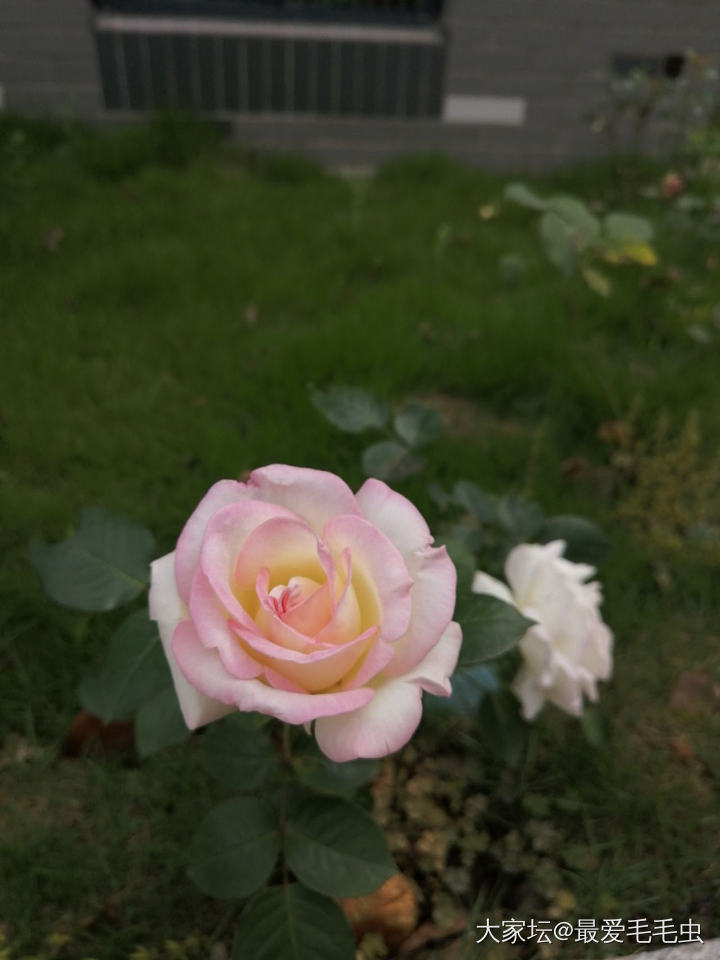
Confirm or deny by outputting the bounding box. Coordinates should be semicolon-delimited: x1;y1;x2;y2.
0;0;101;117
443;0;720;168
1;0;720;169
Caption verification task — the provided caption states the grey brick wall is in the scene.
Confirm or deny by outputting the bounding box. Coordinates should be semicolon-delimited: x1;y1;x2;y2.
0;0;101;118
443;0;720;166
2;0;720;168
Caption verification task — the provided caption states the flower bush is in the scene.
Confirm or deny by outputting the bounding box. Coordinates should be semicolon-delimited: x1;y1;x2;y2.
29;397;615;958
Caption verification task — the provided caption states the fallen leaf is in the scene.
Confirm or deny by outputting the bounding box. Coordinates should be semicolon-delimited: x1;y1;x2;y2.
670;734;696;763
63;712;135;757
339;873;418;951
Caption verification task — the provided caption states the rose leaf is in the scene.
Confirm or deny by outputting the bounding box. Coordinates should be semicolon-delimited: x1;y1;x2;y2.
188;797;280;900
285;796;396;898
232;884;355;960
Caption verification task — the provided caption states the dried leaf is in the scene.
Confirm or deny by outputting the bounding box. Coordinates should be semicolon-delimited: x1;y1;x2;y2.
670;734;696;763
63;711;135;757
338;873;419;950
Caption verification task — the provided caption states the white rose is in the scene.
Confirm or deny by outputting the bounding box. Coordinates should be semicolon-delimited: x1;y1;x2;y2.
472;540;612;719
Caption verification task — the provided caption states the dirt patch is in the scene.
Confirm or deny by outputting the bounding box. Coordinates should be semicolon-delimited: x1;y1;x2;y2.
408;393;532;440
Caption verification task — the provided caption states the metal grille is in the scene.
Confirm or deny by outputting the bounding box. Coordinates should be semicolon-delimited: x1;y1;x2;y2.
95;16;445;116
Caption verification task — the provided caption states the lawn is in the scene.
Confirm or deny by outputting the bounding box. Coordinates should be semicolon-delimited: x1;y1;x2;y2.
1;116;719;960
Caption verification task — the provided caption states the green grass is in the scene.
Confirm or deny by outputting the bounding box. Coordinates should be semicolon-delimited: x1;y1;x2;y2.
1;116;719;958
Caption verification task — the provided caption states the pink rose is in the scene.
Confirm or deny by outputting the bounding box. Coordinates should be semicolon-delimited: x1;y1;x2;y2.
149;465;461;761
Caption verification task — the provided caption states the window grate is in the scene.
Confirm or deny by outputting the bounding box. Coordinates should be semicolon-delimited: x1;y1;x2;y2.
95;14;445;116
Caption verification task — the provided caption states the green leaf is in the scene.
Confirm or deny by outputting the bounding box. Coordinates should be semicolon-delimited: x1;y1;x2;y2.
392;403;443;448
310;386;389;434
199;713;279;791
604;212;654;248
504;182;547;211
496;495;544;541
457;594;533;667
581;265;612;298
427;482;453;510
547;196;601;247
539;210;578;276
539;515;611;566
188;797;279;900
362;440;424;482
232;884;355;960
426;663;500;716
77;610;169;723
452;480;496;524
444;522;483;554
285;796;396;897
135;685;191;758
30;507;154;612
580;704;607;748
293;742;379;796
477;691;529;768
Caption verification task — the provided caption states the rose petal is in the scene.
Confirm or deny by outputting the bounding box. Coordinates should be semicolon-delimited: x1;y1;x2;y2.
232;623;378;692
189;571;264;679
149;551;186;626
545;660;584;716
247;464;362;535
313;550;362;645
199;501;299;625
264;668;308;693
341;638;395;690
512;665;546;721
146;559;233;730
174;480;248;603
254;567;319;652
471;571;514;606
314;621;462;762
401;620;463;697
384;545;456;677
280;578;333;636
172;622;374;724
323;514;413;643
234;516;325;591
355;478;432;560
314;680;423;762
505;541;565;607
